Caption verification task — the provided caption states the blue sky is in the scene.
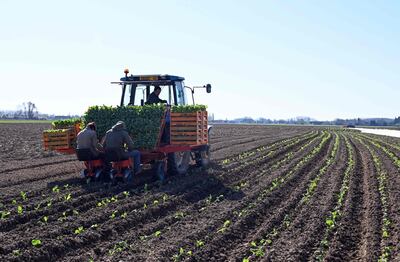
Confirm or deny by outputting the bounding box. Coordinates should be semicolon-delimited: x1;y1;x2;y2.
0;0;399;120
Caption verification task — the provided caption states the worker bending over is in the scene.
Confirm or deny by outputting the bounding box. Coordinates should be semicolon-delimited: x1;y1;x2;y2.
102;121;142;175
76;122;105;159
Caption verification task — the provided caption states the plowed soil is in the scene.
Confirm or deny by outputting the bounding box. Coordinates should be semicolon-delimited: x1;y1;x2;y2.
0;123;399;261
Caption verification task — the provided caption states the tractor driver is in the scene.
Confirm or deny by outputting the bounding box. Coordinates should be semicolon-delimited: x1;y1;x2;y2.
146;86;167;105
102;121;142;175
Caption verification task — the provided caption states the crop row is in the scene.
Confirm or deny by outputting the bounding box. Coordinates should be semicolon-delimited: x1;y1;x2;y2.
169;132;331;261
219;131;316;166
357;134;400;169
5;138;296;261
1;178;215;260
356;137;393;261
105;132;328;261
240;132;340;261
220;131;318;174
313;135;355;261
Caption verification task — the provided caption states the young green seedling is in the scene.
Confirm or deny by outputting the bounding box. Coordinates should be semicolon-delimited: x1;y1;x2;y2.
58;211;68;222
17;205;23;215
20;191;28;201
31;239;42;247
110;211;118;219
111;196;118;202
217;220;231;233
1;211;11;220
52;185;60;193
12;249;21;257
195;240;204;248
64;193;72;202
162;194;168;202
34;202;42;211
74;226;84;235
174;211;185;219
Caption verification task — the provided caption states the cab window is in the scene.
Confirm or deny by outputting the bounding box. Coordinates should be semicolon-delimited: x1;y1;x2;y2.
175;81;186;105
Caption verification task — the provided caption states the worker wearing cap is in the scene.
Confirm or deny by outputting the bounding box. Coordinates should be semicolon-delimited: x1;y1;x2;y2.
146;86;167;105
76;122;105;158
102;121;142;174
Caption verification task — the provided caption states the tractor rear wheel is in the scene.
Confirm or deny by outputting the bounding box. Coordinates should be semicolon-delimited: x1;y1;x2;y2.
168;151;190;176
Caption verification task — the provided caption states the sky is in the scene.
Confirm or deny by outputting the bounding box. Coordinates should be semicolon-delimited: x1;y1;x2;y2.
0;0;399;121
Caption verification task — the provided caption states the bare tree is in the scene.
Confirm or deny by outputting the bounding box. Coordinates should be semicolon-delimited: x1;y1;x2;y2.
13;109;23;119
22;102;38;119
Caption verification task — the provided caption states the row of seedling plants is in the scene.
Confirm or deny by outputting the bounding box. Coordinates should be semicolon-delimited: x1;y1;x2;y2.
357;137;393;261
240;133;340;261
163;193;227;261
261;132;331;200
358;134;400;169
360;133;400;152
85;183;185;258
220;133;300;165
101;196;182;259
172;239;206;261
0;184;74;221
27;186;168;250
313;135;354;261
301;133;340;203
239;132;329;216
222;131;316;170
32;193;172;256
240;133;331;256
235;132;328;217
268;131;325;173
189;132;331;259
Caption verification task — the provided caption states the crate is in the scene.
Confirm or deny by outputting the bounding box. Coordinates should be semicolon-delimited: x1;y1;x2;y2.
170;111;208;145
43;129;76;151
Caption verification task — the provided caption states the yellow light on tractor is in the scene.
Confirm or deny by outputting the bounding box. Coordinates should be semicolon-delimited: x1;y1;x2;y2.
124;68;129;77
139;75;159;81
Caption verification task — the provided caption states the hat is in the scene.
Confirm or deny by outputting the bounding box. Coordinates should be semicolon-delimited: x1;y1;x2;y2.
86;122;96;129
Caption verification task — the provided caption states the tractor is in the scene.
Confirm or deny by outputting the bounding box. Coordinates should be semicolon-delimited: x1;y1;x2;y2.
43;69;212;183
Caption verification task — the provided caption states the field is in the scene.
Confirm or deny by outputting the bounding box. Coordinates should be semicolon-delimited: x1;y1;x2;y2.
0;123;399;261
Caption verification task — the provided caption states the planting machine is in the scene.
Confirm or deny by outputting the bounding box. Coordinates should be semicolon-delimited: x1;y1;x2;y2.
43;69;212;183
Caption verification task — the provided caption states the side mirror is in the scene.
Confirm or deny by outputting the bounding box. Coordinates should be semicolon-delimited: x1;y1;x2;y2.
206;84;212;93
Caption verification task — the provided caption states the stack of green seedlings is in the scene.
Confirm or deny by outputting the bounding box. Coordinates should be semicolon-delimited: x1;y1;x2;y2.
43;118;82;134
170;105;207;113
52;118;82;129
83;104;207;150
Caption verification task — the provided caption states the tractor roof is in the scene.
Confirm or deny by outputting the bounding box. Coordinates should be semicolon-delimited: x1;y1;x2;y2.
116;74;185;85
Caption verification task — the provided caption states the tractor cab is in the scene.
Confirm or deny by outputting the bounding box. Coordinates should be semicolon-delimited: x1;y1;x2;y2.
112;69;211;106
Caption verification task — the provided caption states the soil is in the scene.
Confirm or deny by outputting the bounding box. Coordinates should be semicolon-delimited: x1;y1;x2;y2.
0;123;399;261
